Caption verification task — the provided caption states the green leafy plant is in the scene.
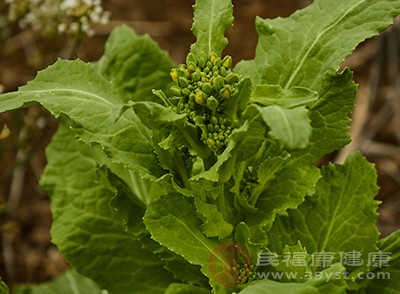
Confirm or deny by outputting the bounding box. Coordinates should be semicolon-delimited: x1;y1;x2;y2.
1;0;400;293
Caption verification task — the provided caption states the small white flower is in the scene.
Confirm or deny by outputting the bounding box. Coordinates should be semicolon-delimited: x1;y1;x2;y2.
100;13;109;25
5;0;110;36
94;5;102;14
70;22;79;32
58;23;66;33
61;0;79;9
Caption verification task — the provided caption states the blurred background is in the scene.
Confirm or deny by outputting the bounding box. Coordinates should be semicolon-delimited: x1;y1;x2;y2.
0;0;399;290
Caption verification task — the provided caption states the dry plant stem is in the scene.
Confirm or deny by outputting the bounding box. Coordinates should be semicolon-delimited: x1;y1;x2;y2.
1;31;36;56
2;236;15;287
359;25;400;163
61;30;84;60
378;158;400;186
387;24;400;144
363;100;395;141
3;134;27;281
380;190;400;216
362;140;400;161
3;115;31;286
378;188;400;236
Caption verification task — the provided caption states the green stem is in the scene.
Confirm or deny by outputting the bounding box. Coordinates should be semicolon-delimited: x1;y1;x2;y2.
176;122;211;160
173;148;191;188
213;182;238;227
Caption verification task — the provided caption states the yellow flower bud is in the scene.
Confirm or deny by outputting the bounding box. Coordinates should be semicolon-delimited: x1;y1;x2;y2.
222;56;232;68
221;88;230;99
195;91;206;104
170;69;179;82
210;52;217;64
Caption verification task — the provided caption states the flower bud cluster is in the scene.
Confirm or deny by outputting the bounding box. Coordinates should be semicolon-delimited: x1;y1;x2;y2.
240;166;257;199
232;261;256;285
169;52;241;154
4;0;109;36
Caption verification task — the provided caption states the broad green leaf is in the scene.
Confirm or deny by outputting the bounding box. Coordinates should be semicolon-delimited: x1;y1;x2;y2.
237;0;400;163
231;109;319;237
107;173;148;237
241;263;347;294
234;113;270;161
255;155;290;195
365;259;400;294
273;242;312;283
291;70;355;164
378;229;400;260
97;25;174;103
190;0;233;56
223;77;252;125
190;137;237;185
245;161;320;243
250;84;318;108
242;48;355;167
254;0;400;92
161;254;210;289
175;122;212;160
153;139;192;189
144;193;219;270
234;222;262;267
144;193;243;290
14;270;102;294
40;125;174;294
234;60;259;86
363;229;400;293
242;75;354;237
190;122;251;185
231;141;289;211
0;277;8;294
267;153;379;270
195;196;233;239
109;166;168;207
165;283;211;294
110;178;211;288
256;105;312;149
240;280;318;294
128;101;187;130
0;59;164;178
191;116;271;189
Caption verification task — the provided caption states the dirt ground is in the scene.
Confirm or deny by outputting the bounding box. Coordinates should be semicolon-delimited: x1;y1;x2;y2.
1;0;400;290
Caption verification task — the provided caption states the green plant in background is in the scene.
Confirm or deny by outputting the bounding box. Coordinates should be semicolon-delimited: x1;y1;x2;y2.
1;0;400;293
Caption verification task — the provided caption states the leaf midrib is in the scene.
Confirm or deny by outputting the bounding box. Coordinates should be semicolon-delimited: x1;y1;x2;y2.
66;272;81;294
284;0;367;89
21;88;115;107
208;0;216;54
318;165;365;253
171;213;231;270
